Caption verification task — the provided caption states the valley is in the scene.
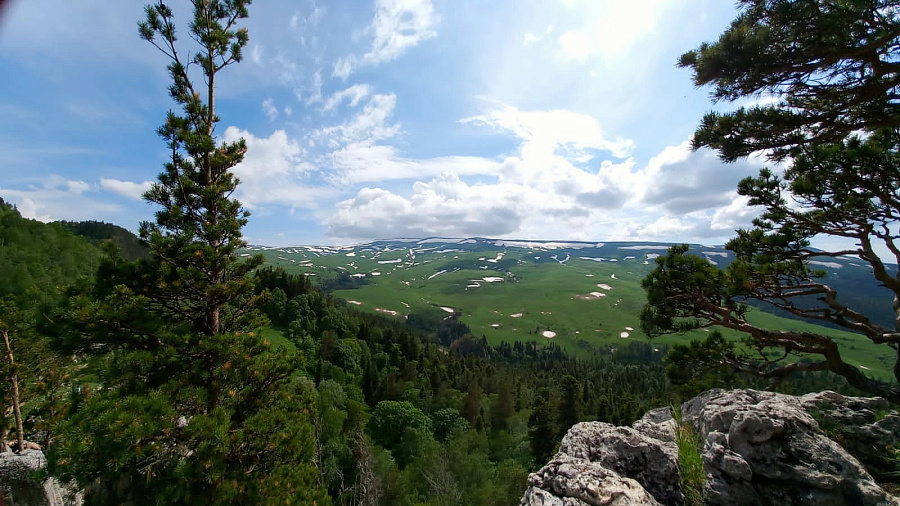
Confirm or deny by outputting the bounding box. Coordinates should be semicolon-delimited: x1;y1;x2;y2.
249;237;899;381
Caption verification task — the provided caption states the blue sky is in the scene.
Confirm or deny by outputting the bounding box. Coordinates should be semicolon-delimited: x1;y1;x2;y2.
0;0;772;246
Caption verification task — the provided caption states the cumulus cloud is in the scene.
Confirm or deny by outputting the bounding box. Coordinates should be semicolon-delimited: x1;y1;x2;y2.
322;109;764;243
223;127;323;209
333;0;437;79
639;141;765;214
326;173;524;239
100;178;153;200
462;102;634;160
1;175;118;222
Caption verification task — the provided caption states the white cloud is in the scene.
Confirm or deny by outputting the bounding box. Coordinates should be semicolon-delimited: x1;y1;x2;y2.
524;25;554;46
329;143;500;184
327;173;525;239
333;0;437;78
709;195;760;231
100;178;153;200
462;102;634;160
315;93;401;147
262;98;279;121
308;70;324;105
1;175;118;222
323;84;372;111
638;141;765;214
223;127;323;209
333;57;353;80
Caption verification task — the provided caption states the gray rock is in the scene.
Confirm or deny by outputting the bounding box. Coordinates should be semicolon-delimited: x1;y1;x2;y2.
559;423;682;506
522;454;662;506
689;389;898;506
523;389;900;506
632;407;676;443
800;391;900;479
0;450;81;506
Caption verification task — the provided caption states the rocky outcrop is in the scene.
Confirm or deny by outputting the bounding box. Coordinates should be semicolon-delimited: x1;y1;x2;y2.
522;389;900;506
0;449;79;506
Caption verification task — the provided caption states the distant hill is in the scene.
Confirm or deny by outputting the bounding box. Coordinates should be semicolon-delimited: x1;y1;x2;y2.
0;198;101;299
56;220;148;261
244;237;898;380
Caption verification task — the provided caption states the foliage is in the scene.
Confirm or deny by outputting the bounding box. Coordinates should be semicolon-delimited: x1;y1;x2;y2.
644;0;900;403
556;375;584;438
56;220;149;261
0;199;100;301
681;0;900;162
368;401;432;454
46;1;328;503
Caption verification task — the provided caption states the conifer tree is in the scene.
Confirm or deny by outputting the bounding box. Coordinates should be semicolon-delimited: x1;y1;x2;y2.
643;0;900;402
48;2;328;503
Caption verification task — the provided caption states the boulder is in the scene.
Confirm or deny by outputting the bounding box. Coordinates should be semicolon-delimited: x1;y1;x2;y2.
522;389;900;506
522;453;662;505
0;449;80;506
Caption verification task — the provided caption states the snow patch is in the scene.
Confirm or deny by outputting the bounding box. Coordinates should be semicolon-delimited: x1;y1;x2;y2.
428;270;448;280
619;245;671;250
810;260;843;269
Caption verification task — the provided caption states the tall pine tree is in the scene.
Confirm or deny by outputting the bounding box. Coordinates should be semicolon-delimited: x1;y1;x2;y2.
48;2;328;503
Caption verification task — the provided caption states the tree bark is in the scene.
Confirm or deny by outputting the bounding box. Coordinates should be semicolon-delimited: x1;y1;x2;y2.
2;330;24;453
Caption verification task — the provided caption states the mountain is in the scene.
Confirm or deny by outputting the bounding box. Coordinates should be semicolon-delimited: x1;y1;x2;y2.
245;237;898;381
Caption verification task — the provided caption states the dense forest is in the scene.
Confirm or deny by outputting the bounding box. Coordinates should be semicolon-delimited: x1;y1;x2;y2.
0;200;863;505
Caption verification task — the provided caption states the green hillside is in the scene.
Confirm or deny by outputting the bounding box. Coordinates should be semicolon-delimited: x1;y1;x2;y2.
0;198;102;299
251;238;898;382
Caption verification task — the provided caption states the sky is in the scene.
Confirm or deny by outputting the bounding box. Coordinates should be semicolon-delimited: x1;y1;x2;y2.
0;0;772;247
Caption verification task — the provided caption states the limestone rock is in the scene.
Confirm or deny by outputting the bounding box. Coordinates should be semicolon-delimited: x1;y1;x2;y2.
522;389;900;506
632;407;676;443
558;423;682;505
521;454;662;506
0;449;80;506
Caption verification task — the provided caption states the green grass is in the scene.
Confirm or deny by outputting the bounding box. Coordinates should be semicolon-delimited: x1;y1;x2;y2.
258;327;296;352
672;405;705;505
252;245;898;380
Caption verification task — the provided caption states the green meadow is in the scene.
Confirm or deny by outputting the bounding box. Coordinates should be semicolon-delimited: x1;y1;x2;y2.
253;242;897;381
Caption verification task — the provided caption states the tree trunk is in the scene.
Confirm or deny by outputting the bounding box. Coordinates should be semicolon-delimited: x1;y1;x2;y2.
2;330;24;453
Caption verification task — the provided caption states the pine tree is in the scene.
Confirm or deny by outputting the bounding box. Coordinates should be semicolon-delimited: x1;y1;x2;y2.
643;0;900;402
48;2;328;503
556;375;583;438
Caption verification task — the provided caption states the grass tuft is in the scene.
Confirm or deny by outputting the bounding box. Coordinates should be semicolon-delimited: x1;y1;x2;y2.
672;405;705;506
